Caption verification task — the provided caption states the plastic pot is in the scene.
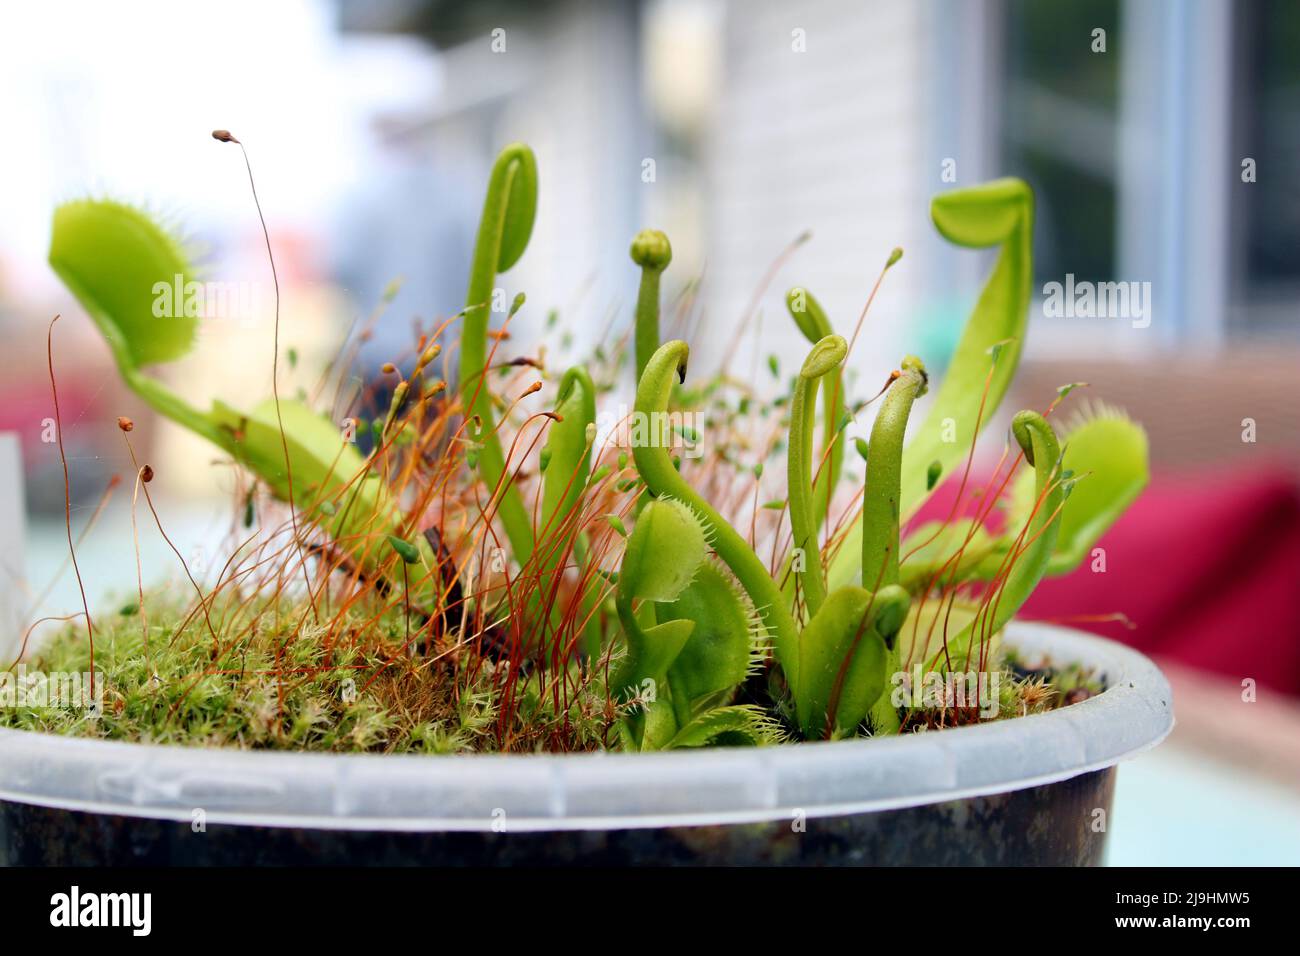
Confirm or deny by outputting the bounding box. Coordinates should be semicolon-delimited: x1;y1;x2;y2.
0;623;1172;865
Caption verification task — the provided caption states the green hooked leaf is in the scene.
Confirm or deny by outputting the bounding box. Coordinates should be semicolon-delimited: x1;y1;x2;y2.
787;333;849;615
631;341;800;688
460;143;540;565
828;178;1034;592
495;145;539;273
540;366;596;535
1010;405;1148;576
784;288;844;531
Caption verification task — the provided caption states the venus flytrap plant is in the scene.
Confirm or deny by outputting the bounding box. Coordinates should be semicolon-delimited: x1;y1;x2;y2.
630;341;801;688
612;497;705;747
36;138;1150;754
607;496;770;749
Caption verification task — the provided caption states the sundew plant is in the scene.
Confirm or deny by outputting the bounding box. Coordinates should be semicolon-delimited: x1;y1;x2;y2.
13;138;1148;753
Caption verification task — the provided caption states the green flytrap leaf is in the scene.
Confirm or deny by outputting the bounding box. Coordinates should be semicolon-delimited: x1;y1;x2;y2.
612;499;704;691
50;197;425;588
658;563;752;705
664;704;783;749
631;341;801;690
50;199;198;368
49;199;225;450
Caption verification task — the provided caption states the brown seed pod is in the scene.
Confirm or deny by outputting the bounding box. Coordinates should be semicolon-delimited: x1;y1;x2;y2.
117;416;134;432
140;464;154;483
211;129;238;143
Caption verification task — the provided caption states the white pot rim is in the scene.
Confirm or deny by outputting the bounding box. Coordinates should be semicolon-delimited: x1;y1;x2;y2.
0;623;1173;832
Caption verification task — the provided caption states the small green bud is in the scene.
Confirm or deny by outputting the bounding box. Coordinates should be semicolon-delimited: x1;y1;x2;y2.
386;535;420;564
629;229;672;271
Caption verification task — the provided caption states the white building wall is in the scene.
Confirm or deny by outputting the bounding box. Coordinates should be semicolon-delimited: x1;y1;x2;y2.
701;0;933;389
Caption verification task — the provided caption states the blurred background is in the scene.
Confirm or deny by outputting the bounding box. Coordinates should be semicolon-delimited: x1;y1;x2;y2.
0;0;1297;863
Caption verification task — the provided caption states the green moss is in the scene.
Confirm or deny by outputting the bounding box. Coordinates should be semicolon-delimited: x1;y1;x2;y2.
1;595;610;753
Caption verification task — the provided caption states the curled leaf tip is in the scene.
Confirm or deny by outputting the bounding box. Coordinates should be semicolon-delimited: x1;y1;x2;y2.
901;354;929;394
1011;409;1048;465
799;334;848;379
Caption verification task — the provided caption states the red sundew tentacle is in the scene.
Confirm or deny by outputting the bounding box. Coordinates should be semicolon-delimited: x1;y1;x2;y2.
46;316;96;697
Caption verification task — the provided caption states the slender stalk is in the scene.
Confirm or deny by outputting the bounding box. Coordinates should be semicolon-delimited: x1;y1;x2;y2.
788;334;847;617
630;230;672;381
861;357;928;589
861;356;927;732
784;287;844;529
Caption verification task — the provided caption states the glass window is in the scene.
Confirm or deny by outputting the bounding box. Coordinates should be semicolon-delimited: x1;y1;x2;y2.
1230;0;1300;337
999;0;1121;287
